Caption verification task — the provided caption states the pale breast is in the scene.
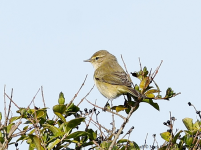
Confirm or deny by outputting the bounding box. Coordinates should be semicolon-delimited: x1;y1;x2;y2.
94;77;122;100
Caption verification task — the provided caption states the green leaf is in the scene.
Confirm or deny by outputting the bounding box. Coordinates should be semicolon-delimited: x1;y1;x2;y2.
117;139;140;149
16;135;28;142
29;145;35;150
182;118;193;131
125;101;139;114
9;116;21;123
0;132;3;138
53;104;66;114
145;93;155;98
139;77;150;91
86;129;97;140
5;123;15;133
117;139;130;143
160;132;171;142
28;135;45;150
184;135;193;146
100;141;111;148
43;124;63;138
111;105;127;112
53;104;67;123
66;131;88;139
99;141;118;149
29;129;35;134
23;125;29;131
193;121;200;130
66;103;80;116
58;92;65;104
35;110;45;118
0;137;4;143
64;118;85;134
145;89;160;95
27;109;35;114
134;84;139;91
172;130;183;144
128;142;140;150
164;87;176;99
142;99;159;111
145;89;160;98
54;112;66;123
47;139;61;150
47;120;55;125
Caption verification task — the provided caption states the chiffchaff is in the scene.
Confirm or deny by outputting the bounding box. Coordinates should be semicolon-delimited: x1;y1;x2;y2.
84;50;141;100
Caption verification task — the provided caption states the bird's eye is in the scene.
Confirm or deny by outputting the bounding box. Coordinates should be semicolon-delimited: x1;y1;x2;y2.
95;57;99;60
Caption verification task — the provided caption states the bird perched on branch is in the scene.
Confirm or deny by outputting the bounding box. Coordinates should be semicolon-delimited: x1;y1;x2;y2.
84;50;141;101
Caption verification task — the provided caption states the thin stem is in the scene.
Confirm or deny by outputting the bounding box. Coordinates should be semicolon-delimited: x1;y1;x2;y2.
77;84;94;106
108;102;139;150
4;85;6;124
67;75;88;108
85;99;126;120
143;133;148;150
138;57;142;71
41;86;46;108
6;89;13;125
5;93;20;109
27;88;40;108
111;100;116;134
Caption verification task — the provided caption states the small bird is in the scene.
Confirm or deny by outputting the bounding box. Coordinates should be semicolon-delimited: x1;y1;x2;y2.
84;50;141;100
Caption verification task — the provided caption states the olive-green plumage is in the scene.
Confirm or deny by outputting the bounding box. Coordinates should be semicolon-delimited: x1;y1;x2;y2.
84;50;140;100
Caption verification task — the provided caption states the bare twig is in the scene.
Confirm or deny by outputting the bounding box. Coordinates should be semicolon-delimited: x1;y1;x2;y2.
11;126;34;138
138;57;142;71
31;99;47;150
121;55;129;75
108;102;139;150
27;88;41;108
111;100;116;134
90;119;107;138
151;60;163;81
41;86;46;108
85;109;95;131
5;93;20;109
85;99;126;120
154;92;181;100
121;55;135;87
193;130;201;149
66;75;88;108
77;84;94;106
92;140;102;149
2;119;22;150
4;85;6;124
6;88;13;125
143;133;148;150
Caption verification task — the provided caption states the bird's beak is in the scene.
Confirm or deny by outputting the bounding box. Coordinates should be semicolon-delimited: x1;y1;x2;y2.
83;58;91;62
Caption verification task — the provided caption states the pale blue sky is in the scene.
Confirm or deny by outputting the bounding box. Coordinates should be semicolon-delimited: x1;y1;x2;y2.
0;1;201;149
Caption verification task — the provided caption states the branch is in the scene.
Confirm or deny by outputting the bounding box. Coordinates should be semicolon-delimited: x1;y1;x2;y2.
108;102;139;150
77;84;94;106
67;74;88;108
41;86;46;108
85;99;126;120
27;88;40;108
5;93;20;109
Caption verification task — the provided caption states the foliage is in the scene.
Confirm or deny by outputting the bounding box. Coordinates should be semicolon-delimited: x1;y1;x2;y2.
0;64;181;150
159;103;201;150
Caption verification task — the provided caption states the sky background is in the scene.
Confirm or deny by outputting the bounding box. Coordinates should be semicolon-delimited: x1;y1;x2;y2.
0;1;201;149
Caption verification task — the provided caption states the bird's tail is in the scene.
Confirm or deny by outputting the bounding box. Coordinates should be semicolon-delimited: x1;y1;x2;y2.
127;87;146;99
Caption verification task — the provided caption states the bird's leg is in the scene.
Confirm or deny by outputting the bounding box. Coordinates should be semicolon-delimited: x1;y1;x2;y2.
103;99;110;111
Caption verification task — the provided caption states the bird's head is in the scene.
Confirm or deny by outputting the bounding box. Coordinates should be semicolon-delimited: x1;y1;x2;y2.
84;50;116;70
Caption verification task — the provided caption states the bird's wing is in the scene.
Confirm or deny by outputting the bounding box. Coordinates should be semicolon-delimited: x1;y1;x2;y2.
94;71;132;87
